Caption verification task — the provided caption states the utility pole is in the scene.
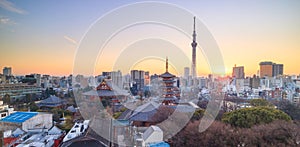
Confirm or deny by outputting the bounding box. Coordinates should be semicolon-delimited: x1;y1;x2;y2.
109;118;113;147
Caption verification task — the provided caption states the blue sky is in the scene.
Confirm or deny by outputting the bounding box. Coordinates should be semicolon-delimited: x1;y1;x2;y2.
0;0;299;76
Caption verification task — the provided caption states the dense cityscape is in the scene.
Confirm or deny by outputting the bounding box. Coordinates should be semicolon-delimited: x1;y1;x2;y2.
1;58;300;146
1;1;300;147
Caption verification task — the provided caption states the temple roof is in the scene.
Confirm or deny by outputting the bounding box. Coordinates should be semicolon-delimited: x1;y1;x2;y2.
159;72;175;78
129;101;160;122
83;89;128;97
83;80;129;97
38;95;65;107
126;101;195;122
96;80;112;91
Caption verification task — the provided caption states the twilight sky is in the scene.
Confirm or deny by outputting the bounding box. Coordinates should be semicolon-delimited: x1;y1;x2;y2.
0;0;299;76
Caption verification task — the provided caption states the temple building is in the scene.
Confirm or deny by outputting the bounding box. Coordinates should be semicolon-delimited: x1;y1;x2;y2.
119;58;199;127
159;57;180;105
82;80;129;111
0;111;53;132
37;95;66;108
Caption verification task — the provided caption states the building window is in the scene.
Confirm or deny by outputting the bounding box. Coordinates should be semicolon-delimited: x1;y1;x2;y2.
1;113;7;118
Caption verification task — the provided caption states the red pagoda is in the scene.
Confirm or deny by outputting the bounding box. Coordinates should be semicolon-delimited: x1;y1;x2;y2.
159;57;180;105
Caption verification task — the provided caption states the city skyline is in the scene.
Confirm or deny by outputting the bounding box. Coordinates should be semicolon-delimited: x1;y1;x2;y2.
1;0;300;76
0;61;292;78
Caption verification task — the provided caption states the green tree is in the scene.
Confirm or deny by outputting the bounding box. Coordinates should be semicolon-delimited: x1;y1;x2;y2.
250;98;273;107
45;88;56;97
222;107;291;128
113;112;122;119
25;94;32;104
51;107;64;122
2;94;11;105
169;120;300;146
29;102;39;111
277;100;300;120
191;109;204;121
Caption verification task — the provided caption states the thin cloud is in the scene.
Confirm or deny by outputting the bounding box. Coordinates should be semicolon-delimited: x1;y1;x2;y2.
0;16;15;25
64;35;78;45
0;0;27;14
0;17;9;24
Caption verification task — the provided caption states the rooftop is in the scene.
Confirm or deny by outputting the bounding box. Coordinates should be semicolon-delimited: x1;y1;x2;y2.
0;112;38;123
259;61;273;65
40;95;64;104
159;72;175;78
83;80;129;97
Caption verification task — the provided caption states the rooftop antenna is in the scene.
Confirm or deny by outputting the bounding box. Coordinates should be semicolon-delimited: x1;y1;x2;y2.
166;57;168;72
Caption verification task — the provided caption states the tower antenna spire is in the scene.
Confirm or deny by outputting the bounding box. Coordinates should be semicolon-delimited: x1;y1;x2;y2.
166;57;168;72
193;16;196;33
191;16;197;78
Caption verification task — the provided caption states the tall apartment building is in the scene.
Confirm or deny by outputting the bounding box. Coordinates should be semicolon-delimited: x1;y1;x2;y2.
3;67;12;76
130;70;145;91
259;61;284;77
144;71;150;86
110;70;123;89
272;64;283;77
232;65;245;79
184;67;190;79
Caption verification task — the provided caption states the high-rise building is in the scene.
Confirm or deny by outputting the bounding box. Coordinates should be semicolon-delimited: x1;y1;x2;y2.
144;71;150;86
259;61;284;77
110;70;123;88
199;77;207;88
272;64;283;77
34;74;41;87
232;65;245;79
100;71;123;88
260;61;273;77
191;17;197;78
150;74;159;82
102;72;110;77
184;67;190;79
122;74;131;90
3;67;12;76
130;70;145;91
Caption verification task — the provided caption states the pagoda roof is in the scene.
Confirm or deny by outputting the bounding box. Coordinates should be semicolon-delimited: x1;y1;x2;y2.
160;97;178;101
158;96;179;103
159;72;175;78
161;86;175;88
163;92;177;95
162;79;175;82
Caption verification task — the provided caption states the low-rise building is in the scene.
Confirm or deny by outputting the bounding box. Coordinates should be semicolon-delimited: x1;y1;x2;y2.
37;95;66;108
0;111;52;132
293;93;300;105
0;83;42;101
4;126;64;147
0;100;14;119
